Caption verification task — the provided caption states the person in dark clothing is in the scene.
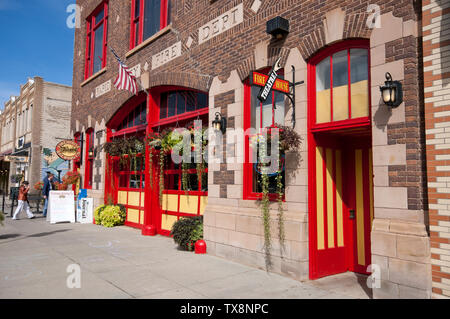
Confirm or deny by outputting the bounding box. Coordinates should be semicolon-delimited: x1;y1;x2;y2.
42;172;55;217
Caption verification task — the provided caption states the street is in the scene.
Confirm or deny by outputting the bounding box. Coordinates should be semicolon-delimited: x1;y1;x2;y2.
0;215;370;299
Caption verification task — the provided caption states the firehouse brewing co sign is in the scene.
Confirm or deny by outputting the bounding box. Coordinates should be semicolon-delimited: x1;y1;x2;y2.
55;140;81;161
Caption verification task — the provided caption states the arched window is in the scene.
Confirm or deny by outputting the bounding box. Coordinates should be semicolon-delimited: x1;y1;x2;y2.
309;40;370;130
244;68;286;200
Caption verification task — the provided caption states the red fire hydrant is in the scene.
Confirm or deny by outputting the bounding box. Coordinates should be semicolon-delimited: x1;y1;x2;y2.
195;240;207;254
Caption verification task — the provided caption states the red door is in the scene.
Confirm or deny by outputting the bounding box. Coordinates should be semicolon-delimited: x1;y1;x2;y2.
310;133;373;279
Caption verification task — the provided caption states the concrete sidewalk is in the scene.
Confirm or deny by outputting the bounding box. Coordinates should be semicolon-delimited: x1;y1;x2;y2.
0;215;371;299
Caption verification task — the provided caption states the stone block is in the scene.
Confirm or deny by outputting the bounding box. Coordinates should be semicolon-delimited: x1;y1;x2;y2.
373;280;399;299
399;285;431;299
371;231;397;257
215;212;236;230
373;144;406;166
203;211;216;227
374;187;408;209
372;219;390;232
213;227;230;245
290;241;309;262
236;215;263;236
286;185;307;203
389;221;428;236
396;234;430;263
389;258;431;290
228;231;262;252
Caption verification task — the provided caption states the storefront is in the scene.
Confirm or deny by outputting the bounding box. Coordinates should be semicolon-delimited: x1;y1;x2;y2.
103;88;209;235
71;0;432;298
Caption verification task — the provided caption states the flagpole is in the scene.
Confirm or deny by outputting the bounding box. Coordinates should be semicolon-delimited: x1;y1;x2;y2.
108;44;149;97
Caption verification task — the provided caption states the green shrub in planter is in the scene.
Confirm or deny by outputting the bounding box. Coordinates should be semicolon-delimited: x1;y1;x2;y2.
94;204;126;227
0;211;4;226
94;205;106;225
100;206;126;227
170;216;203;251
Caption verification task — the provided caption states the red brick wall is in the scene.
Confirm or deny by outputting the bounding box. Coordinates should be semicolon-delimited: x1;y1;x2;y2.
423;0;450;299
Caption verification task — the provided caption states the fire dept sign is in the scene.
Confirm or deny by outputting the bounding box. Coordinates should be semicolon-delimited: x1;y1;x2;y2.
55;140;81;161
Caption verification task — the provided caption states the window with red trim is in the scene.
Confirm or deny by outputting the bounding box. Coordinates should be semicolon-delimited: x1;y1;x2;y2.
159;91;208;120
118;155;146;190
130;0;171;49
73;132;82;168
84;129;95;189
311;41;370;129
116;101;147;131
244;69;286;200
85;1;108;79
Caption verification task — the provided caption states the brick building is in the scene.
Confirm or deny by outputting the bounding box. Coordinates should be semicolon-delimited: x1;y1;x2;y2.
0;77;72;193
71;0;433;298
422;0;450;299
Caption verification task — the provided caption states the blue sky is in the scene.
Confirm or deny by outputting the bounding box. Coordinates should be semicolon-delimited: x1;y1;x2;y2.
0;0;75;109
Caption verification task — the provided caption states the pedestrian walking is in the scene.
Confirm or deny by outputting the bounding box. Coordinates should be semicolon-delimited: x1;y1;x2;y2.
42;171;54;218
12;181;35;220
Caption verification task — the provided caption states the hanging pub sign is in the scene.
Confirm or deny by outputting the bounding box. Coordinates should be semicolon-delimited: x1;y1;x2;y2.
253;57;289;102
55;140;81;161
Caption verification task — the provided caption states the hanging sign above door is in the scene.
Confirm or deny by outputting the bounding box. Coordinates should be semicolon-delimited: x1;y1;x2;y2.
255;57;287;102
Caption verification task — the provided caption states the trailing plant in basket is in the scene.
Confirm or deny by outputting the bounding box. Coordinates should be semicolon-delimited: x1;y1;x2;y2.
253;125;302;268
170;216;203;251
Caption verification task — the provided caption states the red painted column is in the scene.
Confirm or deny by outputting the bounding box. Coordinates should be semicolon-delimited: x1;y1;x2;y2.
142;90;157;236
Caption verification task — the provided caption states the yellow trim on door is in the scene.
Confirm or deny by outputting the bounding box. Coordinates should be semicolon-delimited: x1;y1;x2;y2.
335;150;344;247
316;147;325;250
325;148;335;249
355;149;366;266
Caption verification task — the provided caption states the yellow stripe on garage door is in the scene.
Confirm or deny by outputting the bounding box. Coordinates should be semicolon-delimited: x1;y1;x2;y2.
335;150;344;247
161;214;178;232
325;148;335;249
128;191;140;207
118;191;127;205
162;194;178;212
180;195;199;214
316;147;325;250
127;208;140;224
355;149;365;266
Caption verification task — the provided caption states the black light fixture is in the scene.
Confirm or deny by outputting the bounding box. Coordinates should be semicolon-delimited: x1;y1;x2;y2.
380;72;403;108
212;112;227;134
266;16;290;39
88;147;94;158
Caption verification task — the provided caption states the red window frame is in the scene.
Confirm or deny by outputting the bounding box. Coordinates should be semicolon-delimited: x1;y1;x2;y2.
85;1;108;79
243;68;286;201
130;0;170;50
308;39;371;133
84;128;95;189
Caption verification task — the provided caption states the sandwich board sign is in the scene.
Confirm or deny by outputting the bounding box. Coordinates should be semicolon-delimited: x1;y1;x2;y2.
48;190;75;224
77;198;93;224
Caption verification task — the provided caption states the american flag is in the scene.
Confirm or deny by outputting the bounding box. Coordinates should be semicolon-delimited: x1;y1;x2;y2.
110;47;138;95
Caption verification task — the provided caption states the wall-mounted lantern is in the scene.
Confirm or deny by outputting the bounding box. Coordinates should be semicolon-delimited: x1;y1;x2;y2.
266;16;290;39
212;112;227;134
380;72;403;108
88;147;95;158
